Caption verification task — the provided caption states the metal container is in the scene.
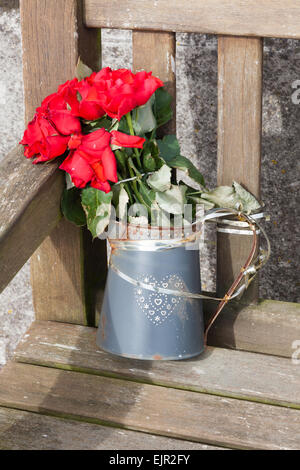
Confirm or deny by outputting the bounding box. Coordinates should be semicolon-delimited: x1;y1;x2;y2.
96;226;204;360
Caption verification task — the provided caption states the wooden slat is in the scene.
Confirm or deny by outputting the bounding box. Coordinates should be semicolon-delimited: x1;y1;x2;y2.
20;0;105;325
217;36;263;302
14;321;300;409
0;147;63;293
204;299;300;358
0;362;299;450
0;407;220;450
84;0;300;39
133;30;176;135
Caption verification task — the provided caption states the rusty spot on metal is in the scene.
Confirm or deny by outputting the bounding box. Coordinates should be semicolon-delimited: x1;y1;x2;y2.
153;354;163;360
110;242;119;255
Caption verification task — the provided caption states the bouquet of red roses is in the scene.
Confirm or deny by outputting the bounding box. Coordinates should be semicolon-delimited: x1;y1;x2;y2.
21;61;261;238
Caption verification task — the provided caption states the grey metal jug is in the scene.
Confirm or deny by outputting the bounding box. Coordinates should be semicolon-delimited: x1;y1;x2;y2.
96;234;204;361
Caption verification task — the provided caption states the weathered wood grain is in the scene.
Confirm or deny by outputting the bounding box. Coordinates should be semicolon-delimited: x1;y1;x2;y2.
133;30;176;135
0;147;63;293
0;407;221;450
217;36;263;302
84;0;300;39
21;0;100;123
14;320;300;409
0;362;299;449
20;0;105;325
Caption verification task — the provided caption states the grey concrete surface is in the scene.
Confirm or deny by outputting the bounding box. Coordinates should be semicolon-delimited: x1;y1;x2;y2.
0;4;299;365
0;0;34;366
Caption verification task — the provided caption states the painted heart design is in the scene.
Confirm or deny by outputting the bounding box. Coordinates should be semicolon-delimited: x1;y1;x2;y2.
134;274;185;325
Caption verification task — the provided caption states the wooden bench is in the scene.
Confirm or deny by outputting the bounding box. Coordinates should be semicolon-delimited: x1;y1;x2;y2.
0;0;299;450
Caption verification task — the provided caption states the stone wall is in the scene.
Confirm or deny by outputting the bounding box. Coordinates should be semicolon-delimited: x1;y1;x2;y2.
0;1;299;364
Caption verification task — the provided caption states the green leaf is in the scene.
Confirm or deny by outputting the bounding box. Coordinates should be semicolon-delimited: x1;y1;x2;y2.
156;184;187;215
84;116;117;134
65;172;75;190
61;188;86;227
81;187;113;238
142;140;160;171
143;153;156;171
153;88;173;128
157;134;180;158
138;181;156;209
132;95;156;135
201;183;262;213
147;164;171;192
233;181;261;213
200;185;238;209
118;115;130;134
187;194;215;211
76;58;93;80
157;135;206;187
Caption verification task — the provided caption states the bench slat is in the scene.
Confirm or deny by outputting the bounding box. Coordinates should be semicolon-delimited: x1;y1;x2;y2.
0;147;63;294
0;362;299;450
14;321;300;409
217;36;262;302
0;407;220;450
84;0;300;39
132;30;176;135
204;299;300;358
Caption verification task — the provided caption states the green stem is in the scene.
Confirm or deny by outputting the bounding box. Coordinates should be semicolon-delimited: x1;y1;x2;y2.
127;160;144;205
115;149;127;174
125;112;142;168
124;182;134;205
117;170;134;205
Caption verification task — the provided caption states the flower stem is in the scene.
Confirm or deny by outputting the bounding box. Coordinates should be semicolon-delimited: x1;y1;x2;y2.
117;171;134;205
125;112;142;168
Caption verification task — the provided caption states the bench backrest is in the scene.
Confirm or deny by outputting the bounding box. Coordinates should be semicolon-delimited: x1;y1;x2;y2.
1;0;297;326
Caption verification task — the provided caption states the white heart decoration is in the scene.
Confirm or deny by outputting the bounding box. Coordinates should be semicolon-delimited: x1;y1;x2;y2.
134;274;185;325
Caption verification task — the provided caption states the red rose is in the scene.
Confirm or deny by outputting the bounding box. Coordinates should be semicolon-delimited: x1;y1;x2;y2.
80;67;163;121
133;71;164;107
20;114;70;163
21;80;82;163
60;128;145;192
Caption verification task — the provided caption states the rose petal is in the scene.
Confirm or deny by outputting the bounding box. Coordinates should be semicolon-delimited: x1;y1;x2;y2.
45;135;69;159
49;110;81;135
101;146;118;183
79;128;112;163
59;150;94;188
90;178;111;193
110;130;145;149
